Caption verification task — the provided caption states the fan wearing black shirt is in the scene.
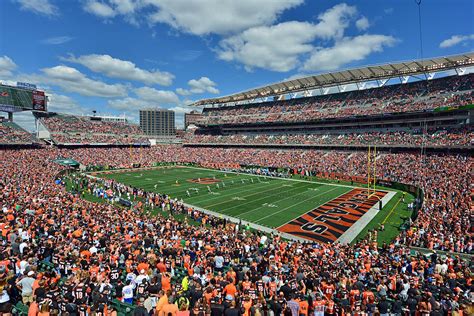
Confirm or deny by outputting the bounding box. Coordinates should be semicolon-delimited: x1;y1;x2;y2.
377;296;390;315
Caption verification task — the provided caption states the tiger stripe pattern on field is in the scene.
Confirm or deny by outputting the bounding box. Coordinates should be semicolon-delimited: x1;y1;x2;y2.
277;188;387;243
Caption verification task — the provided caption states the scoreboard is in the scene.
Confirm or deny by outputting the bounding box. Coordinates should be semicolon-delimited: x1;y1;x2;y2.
0;83;47;112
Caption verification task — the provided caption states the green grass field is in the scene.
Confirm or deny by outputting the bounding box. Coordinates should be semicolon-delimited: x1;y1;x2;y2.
93;166;413;243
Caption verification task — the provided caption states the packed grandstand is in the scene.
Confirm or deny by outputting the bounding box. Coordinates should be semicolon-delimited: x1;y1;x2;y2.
37;113;150;146
0;62;472;316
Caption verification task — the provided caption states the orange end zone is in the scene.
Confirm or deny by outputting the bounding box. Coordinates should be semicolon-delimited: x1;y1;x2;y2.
277;188;387;243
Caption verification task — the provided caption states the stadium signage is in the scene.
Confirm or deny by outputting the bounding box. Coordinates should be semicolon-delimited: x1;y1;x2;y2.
17;82;37;90
32;90;47;111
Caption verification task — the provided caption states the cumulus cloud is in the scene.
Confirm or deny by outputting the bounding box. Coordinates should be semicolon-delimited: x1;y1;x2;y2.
216;4;359;72
218;21;321;72
311;3;357;40
13;0;59;16
176;77;219;95
302;34;397;72
147;0;303;35
47;93;88;114
83;0;116;18
108;97;149;111
355;16;370;31
41;65;128;97
134;86;180;104
0;56;17;77
83;0;303;35
439;34;474;48
63;54;174;86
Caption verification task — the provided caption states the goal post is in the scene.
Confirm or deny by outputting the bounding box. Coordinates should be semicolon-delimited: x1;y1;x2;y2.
367;145;377;198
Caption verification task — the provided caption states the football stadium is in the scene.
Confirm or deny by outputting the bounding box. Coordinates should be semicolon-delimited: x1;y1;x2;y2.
0;1;473;315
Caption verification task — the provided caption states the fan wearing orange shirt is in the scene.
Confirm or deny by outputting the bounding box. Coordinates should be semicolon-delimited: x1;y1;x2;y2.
161;273;171;292
362;288;375;305
223;279;237;298
322;282;335;300
298;296;309;316
242;296;253;316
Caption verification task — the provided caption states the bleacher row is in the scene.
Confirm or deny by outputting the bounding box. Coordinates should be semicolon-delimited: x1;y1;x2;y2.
0;120;34;145
39;114;150;145
198;74;474;126
184;128;473;148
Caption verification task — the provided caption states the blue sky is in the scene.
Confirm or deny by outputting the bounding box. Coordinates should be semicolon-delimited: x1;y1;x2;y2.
0;0;473;129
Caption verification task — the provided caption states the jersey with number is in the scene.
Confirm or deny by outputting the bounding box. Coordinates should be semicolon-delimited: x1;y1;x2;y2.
78;305;88;316
74;284;87;301
256;281;265;294
109;268;120;283
249;288;258;300
136;282;148;297
58;301;67;314
52;254;59;265
313;301;326;316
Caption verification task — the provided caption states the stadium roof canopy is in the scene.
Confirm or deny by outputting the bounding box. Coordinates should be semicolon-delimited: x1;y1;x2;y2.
190;52;474;107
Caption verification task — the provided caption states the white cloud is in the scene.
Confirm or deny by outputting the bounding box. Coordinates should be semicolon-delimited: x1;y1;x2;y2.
0;56;17;77
40;36;73;45
216;4;360;72
83;0;303;35
41;65;128;97
13;0;59;16
83;0;116;18
175;88;191;96
63;54;174;86
108;97;149;111
355;16;369;31
147;0;303;35
311;3;357;40
134;86;180;104
177;77;219;95
439;34;474;48
302;34;396;72
218;21;320;72
47;93;88;114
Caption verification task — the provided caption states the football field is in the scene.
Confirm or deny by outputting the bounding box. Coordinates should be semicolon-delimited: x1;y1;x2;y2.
93;166;398;243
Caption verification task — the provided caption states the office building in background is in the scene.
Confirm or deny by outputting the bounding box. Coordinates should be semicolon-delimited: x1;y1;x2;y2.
139;108;175;136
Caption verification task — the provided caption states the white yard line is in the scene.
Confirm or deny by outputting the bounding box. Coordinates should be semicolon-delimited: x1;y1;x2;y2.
182;165;383;191
186;179;281;205
229;182;319;217
202;180;304;209
336;191;397;244
275;187;355;229
89;165;398;244
181;201;309;243
254;186;344;224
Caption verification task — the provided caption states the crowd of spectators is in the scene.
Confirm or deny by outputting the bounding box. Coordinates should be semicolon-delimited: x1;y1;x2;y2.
40;115;149;145
49;133;149;146
0;145;472;315
198;74;473;126
47;145;471;255
184;128;473;148
0;121;33;145
0;145;474;316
